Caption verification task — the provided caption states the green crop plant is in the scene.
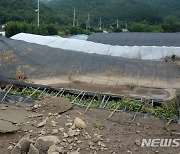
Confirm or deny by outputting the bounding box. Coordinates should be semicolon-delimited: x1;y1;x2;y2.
4;86;179;121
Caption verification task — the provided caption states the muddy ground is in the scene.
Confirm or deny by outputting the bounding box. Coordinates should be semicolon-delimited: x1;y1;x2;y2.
0;97;179;154
30;79;175;101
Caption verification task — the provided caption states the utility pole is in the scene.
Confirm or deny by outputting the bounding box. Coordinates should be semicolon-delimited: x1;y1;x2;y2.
88;13;90;28
99;17;102;30
76;19;79;27
125;22;128;29
37;0;40;27
86;20;88;30
73;7;76;26
117;19;119;28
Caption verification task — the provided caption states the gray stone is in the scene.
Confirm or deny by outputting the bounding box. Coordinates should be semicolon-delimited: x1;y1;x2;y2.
18;138;33;153
74;117;86;129
47;144;57;154
68;149;80;154
52;129;58;135
28;144;39;154
67;129;76;137
0;120;20;133
47;144;63;154
92;134;101;143
11;143;21;154
34;136;60;153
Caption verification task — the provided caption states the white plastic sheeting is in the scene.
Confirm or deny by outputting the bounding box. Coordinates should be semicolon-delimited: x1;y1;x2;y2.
69;34;88;40
11;33;180;60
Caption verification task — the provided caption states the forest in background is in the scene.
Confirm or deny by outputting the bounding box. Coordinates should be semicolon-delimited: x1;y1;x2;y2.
1;0;180;37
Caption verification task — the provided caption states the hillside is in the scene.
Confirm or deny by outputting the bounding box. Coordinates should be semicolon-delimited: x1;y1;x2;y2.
0;0;70;25
46;0;180;26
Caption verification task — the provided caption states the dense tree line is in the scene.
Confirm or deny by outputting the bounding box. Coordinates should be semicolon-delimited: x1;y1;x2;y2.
0;0;70;25
1;0;180;36
47;0;180;27
5;22;101;37
5;22;59;37
5;21;180;38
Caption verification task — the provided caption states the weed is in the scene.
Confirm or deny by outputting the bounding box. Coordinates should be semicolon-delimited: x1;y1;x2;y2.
93;121;101;133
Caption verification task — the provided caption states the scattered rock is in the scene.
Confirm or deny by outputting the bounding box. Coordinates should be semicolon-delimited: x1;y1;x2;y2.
28;144;39;154
7;145;13;151
56;147;63;153
34;136;60;153
63;132;69;138
36;117;48;128
98;141;106;147
89;145;96;150
52;129;58;135
67;129;76;137
70;124;76;130
74;131;81;136
136;123;140;126
68;148;80;154
74;117;86;129
127;150;132;154
18;137;33;153
136;131;140;134
59;128;65;133
77;140;82;144
11;137;33;154
69;145;73;150
67;138;74;143
135;140;141;146
0;120;20;133
89;141;94;146
40;130;46;135
92;134;101;143
29;114;43;118
66;123;73;127
51;121;58;127
11;143;21;154
33;104;39;109
2;106;7;110
47;144;62;154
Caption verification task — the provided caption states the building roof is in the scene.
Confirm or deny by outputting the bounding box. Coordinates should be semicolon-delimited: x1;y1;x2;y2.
87;32;180;47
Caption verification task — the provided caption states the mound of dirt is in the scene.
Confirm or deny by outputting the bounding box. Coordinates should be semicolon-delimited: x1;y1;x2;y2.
33;97;73;114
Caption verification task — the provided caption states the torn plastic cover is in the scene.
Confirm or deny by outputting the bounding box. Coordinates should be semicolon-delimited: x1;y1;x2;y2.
0;36;180;81
0;91;36;104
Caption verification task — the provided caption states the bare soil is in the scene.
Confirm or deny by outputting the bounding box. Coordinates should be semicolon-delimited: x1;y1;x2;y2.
0;98;179;154
0;50;15;61
30;77;175;100
30;74;180;89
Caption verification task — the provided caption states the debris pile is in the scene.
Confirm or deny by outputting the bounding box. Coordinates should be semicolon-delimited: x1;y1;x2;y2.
9;116;108;154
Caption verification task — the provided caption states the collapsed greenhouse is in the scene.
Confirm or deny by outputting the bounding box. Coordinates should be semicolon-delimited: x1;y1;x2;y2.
0;32;180;122
11;33;180;60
